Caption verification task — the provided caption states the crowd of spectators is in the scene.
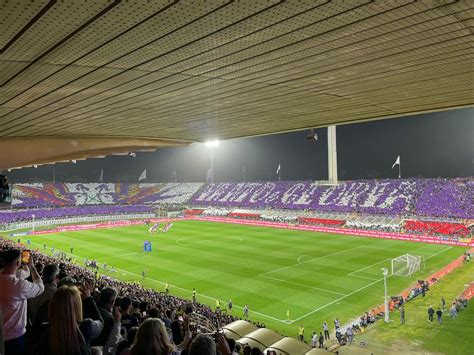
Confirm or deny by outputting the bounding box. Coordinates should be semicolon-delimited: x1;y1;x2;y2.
346;216;403;233
0;238;249;355
0;175;9;203
404;220;471;238
0;205;154;225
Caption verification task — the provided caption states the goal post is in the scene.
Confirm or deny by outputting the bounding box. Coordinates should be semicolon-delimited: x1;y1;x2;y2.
391;254;423;276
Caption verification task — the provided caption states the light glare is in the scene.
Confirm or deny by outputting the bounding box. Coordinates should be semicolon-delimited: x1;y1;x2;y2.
205;140;220;148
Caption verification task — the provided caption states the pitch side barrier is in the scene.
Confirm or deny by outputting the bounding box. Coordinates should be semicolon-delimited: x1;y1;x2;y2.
22;218;172;236
187;216;474;247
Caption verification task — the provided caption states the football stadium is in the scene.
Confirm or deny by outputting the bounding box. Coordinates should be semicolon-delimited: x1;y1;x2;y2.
0;2;473;355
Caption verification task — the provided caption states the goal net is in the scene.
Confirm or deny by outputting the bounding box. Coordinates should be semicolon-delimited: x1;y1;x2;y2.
391;254;423;276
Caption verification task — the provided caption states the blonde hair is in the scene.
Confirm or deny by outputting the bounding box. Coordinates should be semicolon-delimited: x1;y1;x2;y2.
48;286;85;355
131;318;175;355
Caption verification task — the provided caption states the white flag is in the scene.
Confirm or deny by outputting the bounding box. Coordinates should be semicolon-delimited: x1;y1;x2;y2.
99;169;104;182
139;169;147;181
276;163;281;174
392;156;400;169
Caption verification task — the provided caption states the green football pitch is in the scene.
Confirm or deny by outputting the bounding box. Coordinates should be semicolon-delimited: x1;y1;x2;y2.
19;220;467;337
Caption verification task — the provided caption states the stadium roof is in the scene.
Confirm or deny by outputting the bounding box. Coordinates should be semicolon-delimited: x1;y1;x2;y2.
1;1;472;168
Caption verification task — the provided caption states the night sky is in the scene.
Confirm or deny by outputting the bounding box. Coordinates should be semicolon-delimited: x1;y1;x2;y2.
5;108;473;183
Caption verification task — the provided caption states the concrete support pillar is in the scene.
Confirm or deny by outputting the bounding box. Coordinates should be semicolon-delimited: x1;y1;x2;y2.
327;125;338;183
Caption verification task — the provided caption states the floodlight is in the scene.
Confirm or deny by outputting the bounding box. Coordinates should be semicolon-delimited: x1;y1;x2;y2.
129;152;137;158
306;129;318;141
205;140;220;148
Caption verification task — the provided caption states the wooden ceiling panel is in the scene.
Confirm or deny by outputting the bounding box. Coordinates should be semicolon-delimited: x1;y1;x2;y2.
0;0;471;145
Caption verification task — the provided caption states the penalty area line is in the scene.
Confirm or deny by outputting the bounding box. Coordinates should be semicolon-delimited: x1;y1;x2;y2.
260;274;347;296
288;246;455;323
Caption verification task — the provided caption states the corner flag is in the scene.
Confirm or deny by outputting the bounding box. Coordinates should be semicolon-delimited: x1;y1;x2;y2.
391;156;400;169
139;169;147;182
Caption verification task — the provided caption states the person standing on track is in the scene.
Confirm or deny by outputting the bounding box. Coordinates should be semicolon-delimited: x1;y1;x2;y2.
311;332;318;348
165;282;169;294
298;324;304;342
428;305;434;323
318;332;324;348
323;321;330;340
192;288;197;303
243;304;249;319
228;299;233;314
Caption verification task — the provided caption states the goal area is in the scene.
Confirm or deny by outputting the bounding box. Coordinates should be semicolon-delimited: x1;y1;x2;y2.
391;254;424;276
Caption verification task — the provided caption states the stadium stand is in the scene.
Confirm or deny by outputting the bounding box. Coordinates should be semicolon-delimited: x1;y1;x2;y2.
297;217;345;227
2;179;472;239
191;179;473;219
11;183;204;207
0;205;154;225
0;175;9;203
346;216;403;232
404;220;470;238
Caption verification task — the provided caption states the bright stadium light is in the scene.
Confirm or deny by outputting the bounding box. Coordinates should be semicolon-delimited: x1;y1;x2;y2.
205;140;220;148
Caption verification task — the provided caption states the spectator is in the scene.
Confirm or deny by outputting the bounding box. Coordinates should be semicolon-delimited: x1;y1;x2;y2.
28;263;59;325
92;287;122;348
38;285;103;355
189;333;216;355
191;332;230;355
0;249;44;355
120;318;178;355
233;343;241;355
120;296;139;333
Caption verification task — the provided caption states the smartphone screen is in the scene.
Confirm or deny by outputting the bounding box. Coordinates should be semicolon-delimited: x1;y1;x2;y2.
21;250;31;264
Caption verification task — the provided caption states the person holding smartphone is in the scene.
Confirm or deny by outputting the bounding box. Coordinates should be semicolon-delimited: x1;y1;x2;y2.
0;249;44;355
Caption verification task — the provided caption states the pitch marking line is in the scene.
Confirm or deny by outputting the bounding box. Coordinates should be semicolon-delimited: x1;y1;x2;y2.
288;246;455;323
348;258;391;281
423;246;452;260
260;274;347;296
264;245;365;276
288;275;389;324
